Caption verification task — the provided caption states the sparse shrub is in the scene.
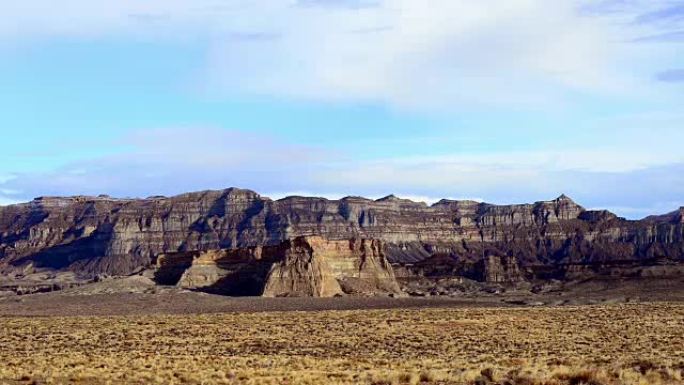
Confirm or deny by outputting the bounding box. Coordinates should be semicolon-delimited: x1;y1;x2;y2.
507;375;539;385
419;370;437;383
481;367;496;382
631;359;659;375
398;372;419;385
643;370;663;385
553;369;611;385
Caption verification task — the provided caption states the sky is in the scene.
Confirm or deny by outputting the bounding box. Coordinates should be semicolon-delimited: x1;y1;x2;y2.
0;0;683;218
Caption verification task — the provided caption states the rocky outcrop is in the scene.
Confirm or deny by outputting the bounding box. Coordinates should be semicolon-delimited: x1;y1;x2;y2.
155;246;278;296
482;255;525;283
261;238;344;298
263;237;401;297
0;188;682;285
154;236;401;297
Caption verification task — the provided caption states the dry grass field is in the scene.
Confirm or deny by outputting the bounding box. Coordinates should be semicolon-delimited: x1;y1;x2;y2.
0;303;682;385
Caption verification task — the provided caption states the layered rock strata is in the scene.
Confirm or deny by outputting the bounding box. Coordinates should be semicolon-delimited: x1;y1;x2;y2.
0;188;682;283
155;236;401;297
482;255;525;284
155;246;278;296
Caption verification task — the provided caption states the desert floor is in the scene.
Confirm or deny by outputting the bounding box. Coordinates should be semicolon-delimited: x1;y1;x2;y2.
0;302;682;385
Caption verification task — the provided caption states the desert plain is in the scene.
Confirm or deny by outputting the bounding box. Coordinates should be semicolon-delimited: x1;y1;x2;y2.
0;300;682;385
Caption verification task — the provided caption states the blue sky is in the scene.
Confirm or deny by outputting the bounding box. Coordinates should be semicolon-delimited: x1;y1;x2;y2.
0;0;683;218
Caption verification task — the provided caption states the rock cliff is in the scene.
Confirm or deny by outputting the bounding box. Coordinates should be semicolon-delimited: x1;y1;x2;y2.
482;255;525;284
155;246;278;296
0;188;682;287
155;236;401;297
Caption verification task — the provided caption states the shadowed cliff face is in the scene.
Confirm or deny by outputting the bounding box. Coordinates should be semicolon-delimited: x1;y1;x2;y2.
154;236;401;297
0;188;682;279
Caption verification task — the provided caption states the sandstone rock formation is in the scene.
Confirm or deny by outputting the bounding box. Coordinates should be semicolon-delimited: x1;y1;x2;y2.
261;237;345;298
155;246;277;296
263;237;401;297
482;255;524;284
155;236;401;297
0;188;682;290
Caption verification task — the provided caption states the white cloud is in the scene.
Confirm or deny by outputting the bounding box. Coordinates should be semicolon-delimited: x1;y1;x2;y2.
0;127;682;218
0;188;21;205
118;127;324;168
337;147;684;176
1;0;678;108
0;198;20;206
204;0;633;108
0;128;330;201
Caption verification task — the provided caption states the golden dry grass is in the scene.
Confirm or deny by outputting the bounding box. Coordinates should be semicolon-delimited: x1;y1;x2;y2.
0;303;683;384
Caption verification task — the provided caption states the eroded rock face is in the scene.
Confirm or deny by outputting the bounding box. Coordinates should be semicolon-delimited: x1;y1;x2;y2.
262;238;344;298
155;236;401;297
0;188;682;281
263;237;401;297
483;255;524;283
156;244;282;296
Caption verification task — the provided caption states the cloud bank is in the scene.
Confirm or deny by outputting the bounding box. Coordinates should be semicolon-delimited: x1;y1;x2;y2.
1;128;682;219
2;0;681;109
